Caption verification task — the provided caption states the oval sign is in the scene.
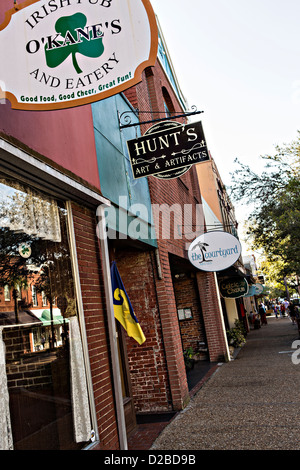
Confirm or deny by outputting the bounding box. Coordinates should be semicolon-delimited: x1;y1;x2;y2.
254;283;264;295
219;277;249;299
243;285;257;298
18;243;32;259
0;0;158;110
188;231;242;272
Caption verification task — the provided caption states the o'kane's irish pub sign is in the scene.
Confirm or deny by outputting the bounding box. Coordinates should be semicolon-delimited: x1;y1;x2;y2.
0;0;158;110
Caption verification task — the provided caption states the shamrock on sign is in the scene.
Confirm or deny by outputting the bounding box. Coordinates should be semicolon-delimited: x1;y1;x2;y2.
45;13;105;74
19;243;31;258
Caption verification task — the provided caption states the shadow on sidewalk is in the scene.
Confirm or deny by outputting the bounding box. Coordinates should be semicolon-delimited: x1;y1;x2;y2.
127;361;218;450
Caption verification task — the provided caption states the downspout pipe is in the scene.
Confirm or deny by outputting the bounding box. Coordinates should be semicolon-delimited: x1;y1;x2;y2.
96;204;128;450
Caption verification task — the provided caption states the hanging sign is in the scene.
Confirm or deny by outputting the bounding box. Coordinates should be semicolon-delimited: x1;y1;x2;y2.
219;277;249;299
243;285;257;298
0;0;158;110
127;120;210;180
188;231;242;272
254;283;264;295
18;243;32;258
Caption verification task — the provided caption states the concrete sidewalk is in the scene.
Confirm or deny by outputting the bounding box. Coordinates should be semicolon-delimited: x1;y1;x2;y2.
151;316;300;450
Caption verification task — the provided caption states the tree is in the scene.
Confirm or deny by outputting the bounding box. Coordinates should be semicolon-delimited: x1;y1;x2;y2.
191;241;212;264
230;132;300;291
0;227;35;322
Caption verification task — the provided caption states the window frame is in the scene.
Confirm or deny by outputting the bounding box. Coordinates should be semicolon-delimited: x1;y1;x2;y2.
4;284;10;301
0;171;100;450
31;285;38;307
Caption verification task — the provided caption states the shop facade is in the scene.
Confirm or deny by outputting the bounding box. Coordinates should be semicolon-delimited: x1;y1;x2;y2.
0;1;234;451
91;17;231;432
195;155;251;333
0;0;159;451
0;128;123;449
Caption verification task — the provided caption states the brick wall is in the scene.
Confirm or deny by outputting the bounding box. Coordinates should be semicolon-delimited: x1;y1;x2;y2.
151;248;190;410
123;58;229;406
196;271;230;362
3;327;54;390
173;274;208;359
71;203;119;450
127;63;204;258
124;62;208;409
136;63;204;407
115;248;172;413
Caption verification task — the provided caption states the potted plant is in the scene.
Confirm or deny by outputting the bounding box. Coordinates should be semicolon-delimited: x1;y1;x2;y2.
183;347;195;370
226;319;246;349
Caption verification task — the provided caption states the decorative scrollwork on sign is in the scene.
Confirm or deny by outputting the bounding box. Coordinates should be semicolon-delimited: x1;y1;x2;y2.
118;109;140;129
118;106;204;129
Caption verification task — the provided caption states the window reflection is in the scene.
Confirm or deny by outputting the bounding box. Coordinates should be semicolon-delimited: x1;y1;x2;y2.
0;176;91;450
0;178;75;328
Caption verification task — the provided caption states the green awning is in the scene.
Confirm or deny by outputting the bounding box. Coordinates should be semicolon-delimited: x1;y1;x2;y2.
40;309;66;326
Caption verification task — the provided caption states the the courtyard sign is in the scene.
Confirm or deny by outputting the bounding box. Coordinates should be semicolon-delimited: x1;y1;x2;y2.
188;231;242;272
0;0;158;110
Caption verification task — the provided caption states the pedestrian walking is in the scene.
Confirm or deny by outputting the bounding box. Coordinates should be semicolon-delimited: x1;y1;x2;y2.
259;303;267;325
248;311;255;325
296;307;300;338
280;302;286;317
289;302;297;324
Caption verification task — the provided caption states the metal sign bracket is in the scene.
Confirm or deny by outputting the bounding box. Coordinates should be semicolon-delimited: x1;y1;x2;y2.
118;106;204;130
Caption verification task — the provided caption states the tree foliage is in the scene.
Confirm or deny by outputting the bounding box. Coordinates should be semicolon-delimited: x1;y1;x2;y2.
230;132;300;284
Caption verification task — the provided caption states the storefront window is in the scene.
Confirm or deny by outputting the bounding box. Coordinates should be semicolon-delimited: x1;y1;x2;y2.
0;175;92;450
32;285;38;307
4;284;10;301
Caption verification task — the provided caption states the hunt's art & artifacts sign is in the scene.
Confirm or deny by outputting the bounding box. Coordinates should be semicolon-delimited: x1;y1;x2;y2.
0;0;158;110
127;120;209;180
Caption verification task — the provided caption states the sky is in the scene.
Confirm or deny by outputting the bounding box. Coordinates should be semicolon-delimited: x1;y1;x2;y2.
150;0;300;237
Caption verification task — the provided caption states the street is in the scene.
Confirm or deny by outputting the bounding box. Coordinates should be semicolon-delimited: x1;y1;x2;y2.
151;316;300;450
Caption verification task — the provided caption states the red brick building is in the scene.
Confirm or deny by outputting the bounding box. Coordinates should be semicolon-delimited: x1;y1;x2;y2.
104;19;230;429
0;0;120;450
0;1;230;451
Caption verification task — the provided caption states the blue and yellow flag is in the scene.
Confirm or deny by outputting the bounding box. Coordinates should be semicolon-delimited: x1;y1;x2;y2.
111;262;146;345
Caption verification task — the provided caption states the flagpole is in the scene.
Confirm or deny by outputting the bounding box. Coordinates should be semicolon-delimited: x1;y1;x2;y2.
97;204;128;451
